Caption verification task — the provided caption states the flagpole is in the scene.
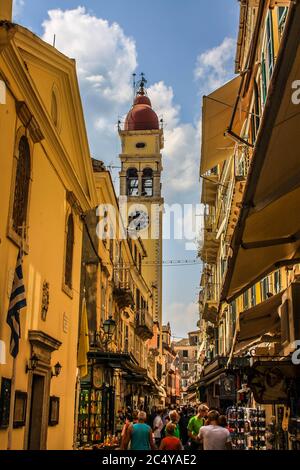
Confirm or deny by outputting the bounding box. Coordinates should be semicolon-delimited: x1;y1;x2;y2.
7;357;16;450
7;224;26;450
73;369;81;449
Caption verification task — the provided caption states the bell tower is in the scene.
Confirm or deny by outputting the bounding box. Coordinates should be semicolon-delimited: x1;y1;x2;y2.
118;74;164;327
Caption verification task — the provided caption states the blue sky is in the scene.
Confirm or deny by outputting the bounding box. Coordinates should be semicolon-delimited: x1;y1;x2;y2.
14;0;239;339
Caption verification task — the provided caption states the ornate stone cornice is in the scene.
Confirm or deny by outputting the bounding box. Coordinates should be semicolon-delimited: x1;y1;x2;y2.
28;330;62;352
0;21;15;53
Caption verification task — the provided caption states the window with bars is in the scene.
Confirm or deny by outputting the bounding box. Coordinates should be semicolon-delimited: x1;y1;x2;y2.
64;214;74;289
250;285;256;307
260;277;270;301
141;168;153;197
274;270;281;294
261;12;275;106
12;136;31;237
278;7;288;41
127;168;138;196
243;290;250;310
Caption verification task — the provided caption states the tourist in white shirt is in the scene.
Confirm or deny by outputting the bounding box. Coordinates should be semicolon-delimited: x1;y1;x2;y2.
153;409;164;448
198;410;232;450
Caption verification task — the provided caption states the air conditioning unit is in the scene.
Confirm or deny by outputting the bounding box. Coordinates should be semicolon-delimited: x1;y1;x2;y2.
279;282;300;353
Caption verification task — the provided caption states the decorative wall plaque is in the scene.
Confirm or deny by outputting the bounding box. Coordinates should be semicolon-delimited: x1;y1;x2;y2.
49;396;60;426
41;281;50;321
0;378;11;428
13;391;27;428
93;366;103;389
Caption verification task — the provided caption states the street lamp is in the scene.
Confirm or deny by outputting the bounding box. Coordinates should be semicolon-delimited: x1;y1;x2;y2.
25;353;39;373
103;315;116;338
51;362;62;378
93;316;117;351
102;315;116;351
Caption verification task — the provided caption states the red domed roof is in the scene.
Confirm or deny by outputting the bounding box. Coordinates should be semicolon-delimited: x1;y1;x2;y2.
125;93;159;131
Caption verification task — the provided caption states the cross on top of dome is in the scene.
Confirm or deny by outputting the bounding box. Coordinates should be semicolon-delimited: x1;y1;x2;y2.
124;73;159;131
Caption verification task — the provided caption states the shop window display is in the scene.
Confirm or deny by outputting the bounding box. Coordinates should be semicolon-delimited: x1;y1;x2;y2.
226;407;267;450
77;367;116;448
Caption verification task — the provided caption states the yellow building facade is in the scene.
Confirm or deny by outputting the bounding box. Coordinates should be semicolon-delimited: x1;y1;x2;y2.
0;5;97;449
0;1;165;450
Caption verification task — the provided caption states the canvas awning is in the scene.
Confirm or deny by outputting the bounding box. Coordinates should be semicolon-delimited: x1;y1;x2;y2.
234;291;283;354
200;76;244;175
221;2;300;302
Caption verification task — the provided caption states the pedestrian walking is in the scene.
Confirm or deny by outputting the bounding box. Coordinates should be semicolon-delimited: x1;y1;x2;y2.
153;409;164;448
178;408;189;446
159;423;183;450
161;415;170;438
169;410;181;439
123;411;156;450
187;404;208;450
198;410;232;450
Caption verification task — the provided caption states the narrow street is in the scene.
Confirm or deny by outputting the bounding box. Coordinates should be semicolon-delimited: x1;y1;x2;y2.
0;0;300;459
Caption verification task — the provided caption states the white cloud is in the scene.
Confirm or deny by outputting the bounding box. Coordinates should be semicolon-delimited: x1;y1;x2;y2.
13;0;25;20
41;8;201;202
194;37;236;95
148;82;200;202
166;302;198;339
42;7;137;161
148;81;180;130
42;7;137;103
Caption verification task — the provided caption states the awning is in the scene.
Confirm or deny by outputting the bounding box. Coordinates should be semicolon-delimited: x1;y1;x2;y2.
221;2;300;302
200;76;243;175
234;292;283;353
122;361;148;383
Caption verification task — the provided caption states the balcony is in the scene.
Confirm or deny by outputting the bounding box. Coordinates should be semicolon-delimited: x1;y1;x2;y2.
199;231;220;264
201;173;219;206
113;268;134;309
200;284;219;324
135;309;154;341
225;175;246;241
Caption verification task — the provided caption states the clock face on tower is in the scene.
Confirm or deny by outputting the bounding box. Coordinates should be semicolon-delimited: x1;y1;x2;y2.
128;210;149;232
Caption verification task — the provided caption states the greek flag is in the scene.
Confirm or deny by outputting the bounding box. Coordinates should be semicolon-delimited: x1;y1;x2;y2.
6;251;27;358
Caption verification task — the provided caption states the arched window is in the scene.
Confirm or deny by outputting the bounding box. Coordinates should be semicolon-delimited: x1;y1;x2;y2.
142;168;153;197
127;168;138;196
64;214;74;289
12;136;31;237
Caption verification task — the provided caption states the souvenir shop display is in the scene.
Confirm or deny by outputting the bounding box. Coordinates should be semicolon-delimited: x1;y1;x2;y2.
226;407;247;449
77;386;103;446
246;408;266;450
226;406;267;450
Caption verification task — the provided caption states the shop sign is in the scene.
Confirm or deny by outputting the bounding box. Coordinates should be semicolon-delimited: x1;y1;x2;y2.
219;374;236;399
93;366;103;389
248;361;300;404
